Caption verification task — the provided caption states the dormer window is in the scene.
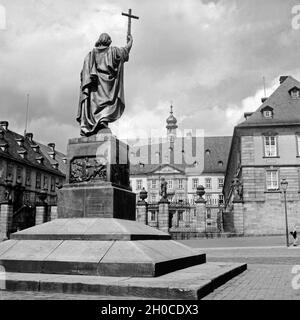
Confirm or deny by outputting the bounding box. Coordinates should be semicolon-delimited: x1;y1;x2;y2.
139;162;145;168
16;138;24;147
0;142;8;152
289;86;300;99
264;111;272;118
261;106;273;119
32;145;40;153
205;149;211;156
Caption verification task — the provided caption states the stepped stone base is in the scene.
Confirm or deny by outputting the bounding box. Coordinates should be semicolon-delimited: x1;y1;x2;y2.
1;219;206;278
2;262;247;300
0;218;247;299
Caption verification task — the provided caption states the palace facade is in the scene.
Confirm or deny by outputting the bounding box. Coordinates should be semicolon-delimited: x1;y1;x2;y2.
223;76;300;235
129;108;231;233
0;121;66;234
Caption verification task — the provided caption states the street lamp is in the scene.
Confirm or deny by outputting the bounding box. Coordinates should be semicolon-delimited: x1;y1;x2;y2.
280;179;289;247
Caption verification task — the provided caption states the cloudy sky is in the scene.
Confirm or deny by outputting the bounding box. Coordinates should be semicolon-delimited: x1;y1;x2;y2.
1;0;300;152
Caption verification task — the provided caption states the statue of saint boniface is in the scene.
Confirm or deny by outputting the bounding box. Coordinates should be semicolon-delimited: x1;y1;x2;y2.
77;33;133;137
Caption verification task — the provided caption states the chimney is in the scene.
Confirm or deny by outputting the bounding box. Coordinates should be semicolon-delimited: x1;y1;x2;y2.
0;121;9;131
48;143;55;152
25;133;34;143
48;143;56;160
244;112;254;120
261;97;268;103
279;76;288;84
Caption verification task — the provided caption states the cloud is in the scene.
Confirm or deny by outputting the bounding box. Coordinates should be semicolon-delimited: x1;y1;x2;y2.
0;0;300;152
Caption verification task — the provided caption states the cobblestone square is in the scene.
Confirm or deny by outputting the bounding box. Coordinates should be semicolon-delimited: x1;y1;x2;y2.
0;236;299;300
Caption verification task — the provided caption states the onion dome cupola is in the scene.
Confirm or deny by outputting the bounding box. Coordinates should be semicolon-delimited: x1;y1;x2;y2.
166;105;178;141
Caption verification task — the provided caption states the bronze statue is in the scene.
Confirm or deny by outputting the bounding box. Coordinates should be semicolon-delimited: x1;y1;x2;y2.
232;175;243;201
160;178;168;200
77;33;133;136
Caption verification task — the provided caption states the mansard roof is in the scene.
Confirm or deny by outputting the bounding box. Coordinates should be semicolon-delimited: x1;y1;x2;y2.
130;136;232;176
238;76;300;127
0;126;66;176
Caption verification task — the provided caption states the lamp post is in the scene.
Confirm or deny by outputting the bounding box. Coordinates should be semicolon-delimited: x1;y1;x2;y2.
280;179;289;247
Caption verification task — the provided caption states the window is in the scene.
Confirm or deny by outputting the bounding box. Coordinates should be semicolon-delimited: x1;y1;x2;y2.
266;170;279;190
43;175;49;191
136;180;143;190
25;169;31;187
178;211;184;221
207;208;211;219
264;111;273;118
297;135;300;156
151;194;156;203
219;194;224;204
167;180;173;189
261;106;273;119
218;178;224;189
290;87;300;99
150;211;156;222
192;178;199;189
50;177;55;192
178;179;183;190
206;194;212;205
151;180;157;189
36;172;41;189
16;167;22;185
6;164;14;182
205;178;212;189
264;136;277;157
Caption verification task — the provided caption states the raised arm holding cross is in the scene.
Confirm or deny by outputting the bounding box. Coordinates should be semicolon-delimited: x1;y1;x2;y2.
122;8;139;42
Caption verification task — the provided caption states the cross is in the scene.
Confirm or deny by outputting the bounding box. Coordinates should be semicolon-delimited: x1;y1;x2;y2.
122;9;139;40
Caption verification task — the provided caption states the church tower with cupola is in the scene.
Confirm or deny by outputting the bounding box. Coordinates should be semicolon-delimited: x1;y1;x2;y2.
166;105;178;143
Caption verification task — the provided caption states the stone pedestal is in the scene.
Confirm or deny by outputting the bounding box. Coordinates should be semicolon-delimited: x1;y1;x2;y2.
57;133;136;220
0;131;247;299
233;201;244;234
136;201;148;225
158;200;169;233
35;205;47;225
195;200;206;233
0;203;13;240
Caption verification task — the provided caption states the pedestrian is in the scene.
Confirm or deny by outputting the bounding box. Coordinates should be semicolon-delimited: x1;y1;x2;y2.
290;226;298;246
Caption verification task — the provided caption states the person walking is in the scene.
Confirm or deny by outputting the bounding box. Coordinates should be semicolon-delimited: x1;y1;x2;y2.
290;225;298;246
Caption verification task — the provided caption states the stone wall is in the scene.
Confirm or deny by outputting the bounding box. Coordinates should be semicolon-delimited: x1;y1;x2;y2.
240;166;300;235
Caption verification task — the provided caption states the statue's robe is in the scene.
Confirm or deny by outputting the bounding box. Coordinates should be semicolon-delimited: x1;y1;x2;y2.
77;45;129;136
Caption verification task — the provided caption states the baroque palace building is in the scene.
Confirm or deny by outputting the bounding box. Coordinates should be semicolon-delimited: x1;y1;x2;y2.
129;107;231;233
0;121;66;234
223;76;300;235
